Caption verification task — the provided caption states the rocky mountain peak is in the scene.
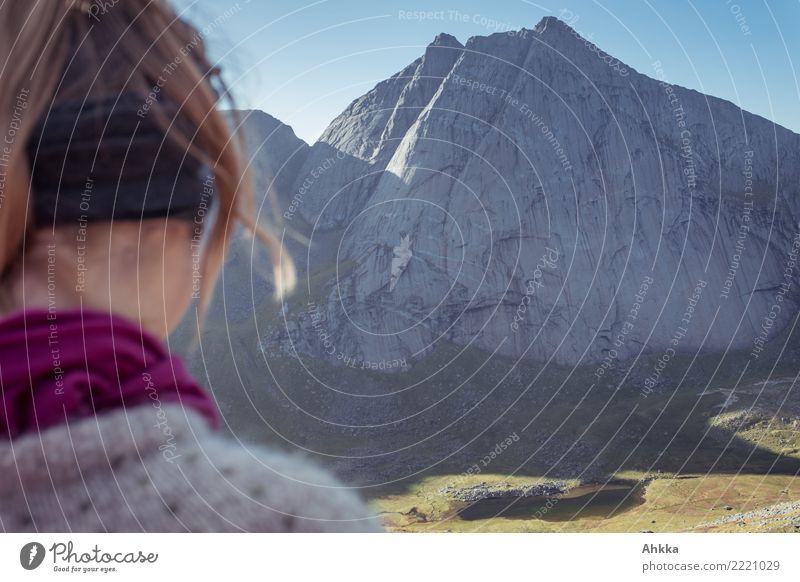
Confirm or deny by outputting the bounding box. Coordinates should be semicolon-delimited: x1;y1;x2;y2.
533;15;577;36
253;19;800;370
529;15;631;73
228;109;309;204
231;109;306;145
421;33;464;78
429;32;463;49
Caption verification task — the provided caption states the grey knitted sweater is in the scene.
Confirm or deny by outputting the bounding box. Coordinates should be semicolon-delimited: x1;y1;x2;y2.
0;404;381;532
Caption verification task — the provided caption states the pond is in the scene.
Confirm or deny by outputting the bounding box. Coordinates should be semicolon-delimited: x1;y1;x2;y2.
455;482;645;522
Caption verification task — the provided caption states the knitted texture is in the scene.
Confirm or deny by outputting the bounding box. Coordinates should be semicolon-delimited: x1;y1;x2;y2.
0;404;381;532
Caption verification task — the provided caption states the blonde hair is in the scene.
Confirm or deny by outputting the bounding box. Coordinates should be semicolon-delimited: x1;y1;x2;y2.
0;0;294;312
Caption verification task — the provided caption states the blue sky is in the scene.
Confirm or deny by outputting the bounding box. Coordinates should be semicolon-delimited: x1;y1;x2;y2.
175;0;800;144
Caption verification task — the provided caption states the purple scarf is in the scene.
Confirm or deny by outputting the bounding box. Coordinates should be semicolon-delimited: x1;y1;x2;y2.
0;308;219;439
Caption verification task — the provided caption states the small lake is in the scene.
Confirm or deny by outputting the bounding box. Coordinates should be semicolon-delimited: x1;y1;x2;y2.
456;483;644;522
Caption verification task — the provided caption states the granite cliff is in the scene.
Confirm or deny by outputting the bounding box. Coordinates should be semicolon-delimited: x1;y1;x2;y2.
239;17;800;371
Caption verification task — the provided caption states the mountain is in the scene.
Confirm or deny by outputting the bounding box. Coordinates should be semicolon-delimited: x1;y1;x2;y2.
227;109;309;211
251;16;800;369
194;18;800;487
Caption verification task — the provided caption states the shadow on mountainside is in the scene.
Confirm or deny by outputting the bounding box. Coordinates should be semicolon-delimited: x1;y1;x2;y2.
176;294;800;499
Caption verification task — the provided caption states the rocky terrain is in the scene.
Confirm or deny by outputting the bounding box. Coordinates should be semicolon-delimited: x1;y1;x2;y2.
187;19;800;526
237;17;800;373
695;500;800;530
438;480;571;502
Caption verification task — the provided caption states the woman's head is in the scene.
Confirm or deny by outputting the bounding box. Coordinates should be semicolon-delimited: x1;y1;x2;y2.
0;0;293;335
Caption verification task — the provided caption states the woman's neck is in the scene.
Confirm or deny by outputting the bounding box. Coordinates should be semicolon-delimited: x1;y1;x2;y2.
0;220;196;338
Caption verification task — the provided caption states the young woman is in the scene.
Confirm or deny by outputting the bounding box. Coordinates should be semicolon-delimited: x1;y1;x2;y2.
0;0;379;532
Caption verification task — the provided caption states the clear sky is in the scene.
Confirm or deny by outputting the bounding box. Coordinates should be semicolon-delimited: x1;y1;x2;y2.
174;0;800;144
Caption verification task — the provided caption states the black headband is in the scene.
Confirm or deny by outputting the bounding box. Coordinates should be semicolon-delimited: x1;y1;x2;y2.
28;92;211;226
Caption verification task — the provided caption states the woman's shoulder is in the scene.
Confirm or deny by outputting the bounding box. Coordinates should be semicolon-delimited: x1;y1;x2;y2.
177;416;383;532
0;404;382;532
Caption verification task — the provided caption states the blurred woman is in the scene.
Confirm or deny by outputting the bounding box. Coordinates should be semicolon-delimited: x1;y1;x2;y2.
0;0;379;532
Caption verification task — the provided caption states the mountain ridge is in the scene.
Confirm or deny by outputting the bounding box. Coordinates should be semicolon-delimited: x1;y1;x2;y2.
233;16;800;369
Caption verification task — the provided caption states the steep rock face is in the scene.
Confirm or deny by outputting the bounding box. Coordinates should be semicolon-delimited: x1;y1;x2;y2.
274;17;800;368
292;33;464;225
